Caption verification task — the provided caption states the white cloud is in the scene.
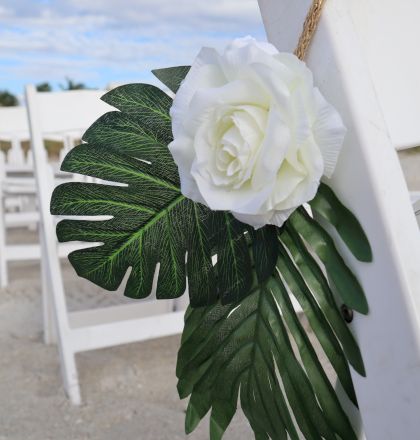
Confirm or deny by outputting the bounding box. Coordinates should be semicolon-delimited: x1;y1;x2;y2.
0;0;266;93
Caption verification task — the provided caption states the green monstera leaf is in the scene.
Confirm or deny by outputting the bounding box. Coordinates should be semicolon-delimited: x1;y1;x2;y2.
50;80;277;306
51;65;372;439
177;201;371;440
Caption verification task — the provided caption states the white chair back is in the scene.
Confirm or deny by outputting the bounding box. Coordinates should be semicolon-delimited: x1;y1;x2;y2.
0;106;28;135
259;0;420;438
33;89;109;135
28;89;110;163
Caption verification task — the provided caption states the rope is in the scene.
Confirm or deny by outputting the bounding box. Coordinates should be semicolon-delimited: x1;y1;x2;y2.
294;0;327;60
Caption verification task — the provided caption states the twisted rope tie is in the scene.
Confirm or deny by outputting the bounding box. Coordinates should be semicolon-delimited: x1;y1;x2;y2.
294;0;326;60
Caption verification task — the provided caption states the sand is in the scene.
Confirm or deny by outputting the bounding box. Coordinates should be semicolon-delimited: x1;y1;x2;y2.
0;258;252;440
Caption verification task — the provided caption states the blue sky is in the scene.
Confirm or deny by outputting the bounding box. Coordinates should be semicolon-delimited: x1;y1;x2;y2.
0;0;266;98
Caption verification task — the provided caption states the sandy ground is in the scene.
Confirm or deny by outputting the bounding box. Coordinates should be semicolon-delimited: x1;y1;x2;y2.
0;257;254;440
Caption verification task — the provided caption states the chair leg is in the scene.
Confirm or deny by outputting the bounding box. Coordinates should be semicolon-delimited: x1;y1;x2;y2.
59;345;82;405
0;252;7;288
41;255;56;344
40;229;81;404
0;191;8;288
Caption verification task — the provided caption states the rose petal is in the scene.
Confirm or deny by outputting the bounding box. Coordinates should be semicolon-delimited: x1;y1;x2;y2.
269;207;296;228
168;39;346;230
168;136;205;204
225;36;279;57
251;105;291;190
232;210;274;229
170;47;226;138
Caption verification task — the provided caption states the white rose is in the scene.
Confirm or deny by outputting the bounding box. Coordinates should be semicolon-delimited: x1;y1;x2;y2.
168;36;346;228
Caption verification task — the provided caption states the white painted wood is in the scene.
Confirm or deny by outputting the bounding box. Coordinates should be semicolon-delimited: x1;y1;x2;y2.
32;90;109;136
5;241;92;261
414;200;420;228
349;1;420;150
26;85;186;404
0;155;7;287
69;309;184;353
258;1;420;438
5;211;39;227
0;106;30;167
0;137;37;283
27;84;82;404
0;89;111;287
41;228;57;345
260;0;420;150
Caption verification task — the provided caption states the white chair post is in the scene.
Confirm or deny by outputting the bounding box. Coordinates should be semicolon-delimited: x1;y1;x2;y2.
26;84;82;404
8;137;25;166
41;167;58;345
0;154;8;288
258;0;420;438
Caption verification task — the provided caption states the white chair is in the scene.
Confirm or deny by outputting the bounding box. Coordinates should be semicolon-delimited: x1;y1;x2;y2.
0;153;91;287
25;84;186;405
0;154;37;287
0;90;113;287
259;0;420;438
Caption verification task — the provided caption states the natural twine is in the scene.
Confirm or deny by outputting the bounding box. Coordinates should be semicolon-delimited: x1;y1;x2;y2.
294;0;326;60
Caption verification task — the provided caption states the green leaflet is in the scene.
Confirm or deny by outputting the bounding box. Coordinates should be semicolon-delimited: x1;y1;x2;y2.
102;83;173;121
211;212;253;304
248;225;278;283
177;271;358;440
276;238;358;404
83;111;178;184
289;208;369;314
50;82;277;305
310;183;372;262
152;65;191;93
281;226;366;376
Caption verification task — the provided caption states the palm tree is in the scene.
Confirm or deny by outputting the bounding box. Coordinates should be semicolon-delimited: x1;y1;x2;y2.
0;90;18;106
59;77;89;91
36;82;53;92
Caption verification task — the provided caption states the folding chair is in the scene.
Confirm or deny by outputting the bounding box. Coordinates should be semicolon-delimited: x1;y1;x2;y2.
0;89;115;287
0;154;38;287
258;0;420;438
26;84;186;405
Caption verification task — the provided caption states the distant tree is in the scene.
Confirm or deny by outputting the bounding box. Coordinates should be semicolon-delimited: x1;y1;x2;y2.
59;77;90;91
36;82;53;92
0;90;18;107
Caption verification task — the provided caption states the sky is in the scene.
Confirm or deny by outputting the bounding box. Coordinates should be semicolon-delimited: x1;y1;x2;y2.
0;0;266;98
